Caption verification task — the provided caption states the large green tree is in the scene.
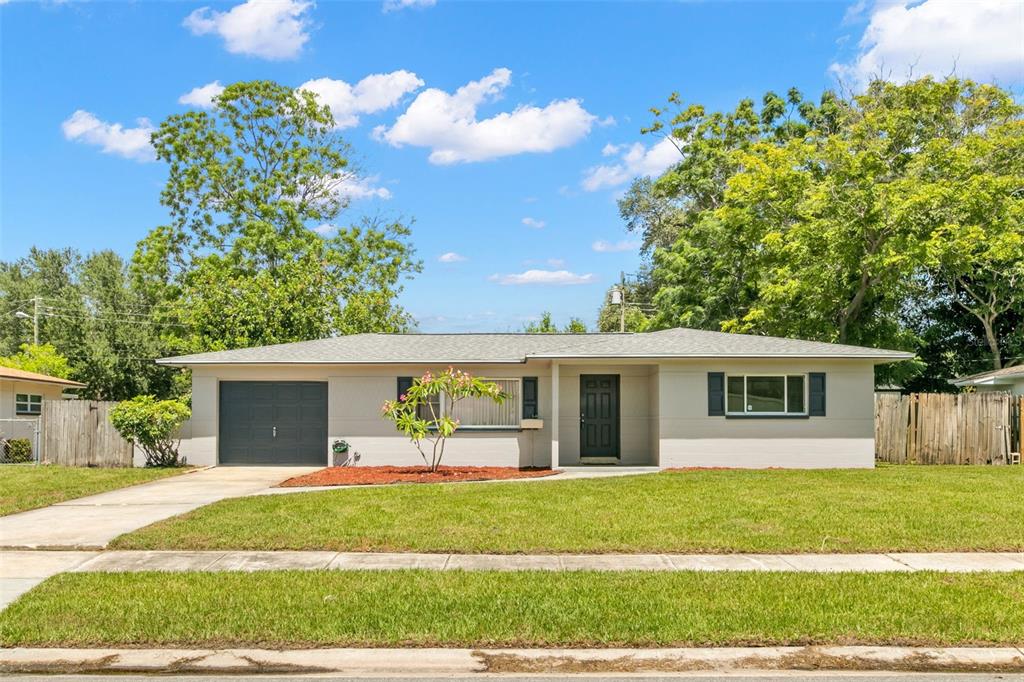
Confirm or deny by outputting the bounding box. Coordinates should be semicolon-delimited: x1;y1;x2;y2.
523;312;589;334
0;248;179;399
133;80;421;354
631;78;1022;383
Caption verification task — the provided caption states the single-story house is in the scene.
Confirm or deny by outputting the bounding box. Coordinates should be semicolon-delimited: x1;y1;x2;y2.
949;365;1024;395
0;366;85;421
158;328;912;469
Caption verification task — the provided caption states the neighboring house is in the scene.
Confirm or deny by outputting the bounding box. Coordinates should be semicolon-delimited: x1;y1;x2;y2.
158;328;912;470
949;365;1024;396
0;366;85;421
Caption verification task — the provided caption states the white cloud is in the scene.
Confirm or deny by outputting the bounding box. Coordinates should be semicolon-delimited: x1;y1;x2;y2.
383;0;436;12
183;0;312;60
438;252;466;263
374;68;597;164
592;239;640;253
523;257;566;268
61;110;155;162
178;80;225;108
313;223;337;235
334;174;392;200
581;136;681;191
831;0;1024;87
521;216;546;229
299;71;424;129
601;142;622;156
489;269;596;286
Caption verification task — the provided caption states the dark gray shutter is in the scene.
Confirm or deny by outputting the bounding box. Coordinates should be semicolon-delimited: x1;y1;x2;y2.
522;377;538;419
708;372;725;416
397;376;413;401
809;372;826;416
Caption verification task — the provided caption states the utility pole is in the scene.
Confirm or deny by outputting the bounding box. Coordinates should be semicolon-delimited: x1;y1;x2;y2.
32;296;40;345
619;271;626;333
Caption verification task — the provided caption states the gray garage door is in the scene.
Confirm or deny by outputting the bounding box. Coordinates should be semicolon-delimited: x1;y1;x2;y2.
219;382;328;466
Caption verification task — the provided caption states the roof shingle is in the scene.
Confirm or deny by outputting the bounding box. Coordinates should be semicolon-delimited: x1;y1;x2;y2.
157;328;913;365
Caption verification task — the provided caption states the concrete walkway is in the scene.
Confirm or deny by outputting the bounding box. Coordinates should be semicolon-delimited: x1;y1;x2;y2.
2;645;1022;675
0;467;315;550
3;548;1022;611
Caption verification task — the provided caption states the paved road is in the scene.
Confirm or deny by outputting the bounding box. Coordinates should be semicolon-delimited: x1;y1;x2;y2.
4;671;1019;675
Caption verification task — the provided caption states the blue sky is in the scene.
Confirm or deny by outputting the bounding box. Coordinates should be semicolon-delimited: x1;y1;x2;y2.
2;0;1020;331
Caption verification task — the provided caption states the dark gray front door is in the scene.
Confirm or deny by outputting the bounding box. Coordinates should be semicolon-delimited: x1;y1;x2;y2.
219;382;327;466
580;374;619;458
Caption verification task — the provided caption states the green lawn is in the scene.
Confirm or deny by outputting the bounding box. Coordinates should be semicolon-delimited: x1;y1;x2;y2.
1;570;1021;648
113;466;1024;553
0;465;187;516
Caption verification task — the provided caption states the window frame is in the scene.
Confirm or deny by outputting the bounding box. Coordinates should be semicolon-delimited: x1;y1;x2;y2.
724;374;808;417
15;393;43;416
427;377;523;430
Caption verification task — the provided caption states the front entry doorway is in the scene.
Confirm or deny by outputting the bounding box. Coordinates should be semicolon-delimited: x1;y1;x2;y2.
579;374;620;460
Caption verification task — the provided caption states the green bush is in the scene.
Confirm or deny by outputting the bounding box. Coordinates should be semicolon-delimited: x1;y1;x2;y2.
109;396;191;467
4;438;33;463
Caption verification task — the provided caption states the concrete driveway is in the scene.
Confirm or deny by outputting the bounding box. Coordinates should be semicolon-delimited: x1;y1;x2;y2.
0;467;315;550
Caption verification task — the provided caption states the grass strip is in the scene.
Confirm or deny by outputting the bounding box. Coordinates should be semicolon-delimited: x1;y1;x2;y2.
113;466;1024;553
0;466;187;516
2;570;1022;648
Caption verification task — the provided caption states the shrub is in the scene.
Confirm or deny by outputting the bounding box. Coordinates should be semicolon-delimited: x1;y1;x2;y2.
109;396;191;467
4;438;33;463
381;367;505;472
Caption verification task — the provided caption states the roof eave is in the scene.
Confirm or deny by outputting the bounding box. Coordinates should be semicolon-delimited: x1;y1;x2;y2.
530;352;916;361
158;352;915;366
155;358;531;366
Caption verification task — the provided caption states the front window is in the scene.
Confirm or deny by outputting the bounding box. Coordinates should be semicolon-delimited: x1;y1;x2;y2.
16;393;43;415
430;378;521;428
726;375;806;415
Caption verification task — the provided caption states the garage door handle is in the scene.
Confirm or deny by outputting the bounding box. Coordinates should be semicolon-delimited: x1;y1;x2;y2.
272;426;277;438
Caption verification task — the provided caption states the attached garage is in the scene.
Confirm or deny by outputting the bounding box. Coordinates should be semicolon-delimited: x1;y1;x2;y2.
218;381;328;466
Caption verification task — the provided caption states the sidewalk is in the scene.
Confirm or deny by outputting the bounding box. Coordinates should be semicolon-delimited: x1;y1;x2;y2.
4;549;1023;610
2;645;1022;675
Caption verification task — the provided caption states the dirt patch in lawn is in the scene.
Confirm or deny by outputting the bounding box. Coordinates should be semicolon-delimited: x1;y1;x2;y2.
277;466;558;487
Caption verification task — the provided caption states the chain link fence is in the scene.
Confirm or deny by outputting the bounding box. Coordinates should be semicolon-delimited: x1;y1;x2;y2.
0;418;41;464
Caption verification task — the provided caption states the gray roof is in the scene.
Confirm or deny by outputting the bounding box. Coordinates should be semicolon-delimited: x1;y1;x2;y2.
157;328;914;365
950;364;1024;386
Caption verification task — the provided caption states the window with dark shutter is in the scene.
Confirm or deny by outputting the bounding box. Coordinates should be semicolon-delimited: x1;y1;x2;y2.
808;373;826;416
708;372;725;416
522;377;538;419
397;376;413;401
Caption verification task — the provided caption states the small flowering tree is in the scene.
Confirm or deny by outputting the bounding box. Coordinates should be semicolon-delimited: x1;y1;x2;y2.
381;367;506;472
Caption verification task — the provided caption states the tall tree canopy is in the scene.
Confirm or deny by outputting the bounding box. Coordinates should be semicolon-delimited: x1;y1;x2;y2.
0;248;178;399
523;311;589;334
622;77;1022;386
133;80;421;353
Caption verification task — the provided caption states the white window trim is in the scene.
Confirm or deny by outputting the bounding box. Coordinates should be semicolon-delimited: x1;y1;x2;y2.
725;373;808;416
15;393;43;416
430;377;522;430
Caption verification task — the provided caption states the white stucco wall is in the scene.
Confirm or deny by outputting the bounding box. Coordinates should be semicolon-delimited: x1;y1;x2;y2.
0;380;65;421
174;357;880;469
656;359;877;468
178;363;556;468
973;379;1024;396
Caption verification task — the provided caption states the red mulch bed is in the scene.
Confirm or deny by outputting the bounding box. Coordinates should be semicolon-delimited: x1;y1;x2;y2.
278;465;558;487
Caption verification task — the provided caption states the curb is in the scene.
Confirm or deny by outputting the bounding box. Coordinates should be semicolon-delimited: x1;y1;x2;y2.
2;646;1024;675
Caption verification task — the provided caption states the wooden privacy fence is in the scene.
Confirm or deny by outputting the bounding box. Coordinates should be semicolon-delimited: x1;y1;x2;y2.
875;392;1022;465
42;400;133;467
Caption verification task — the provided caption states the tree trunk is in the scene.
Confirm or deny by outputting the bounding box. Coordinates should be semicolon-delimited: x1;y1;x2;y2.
980;316;1003;370
838;272;871;344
